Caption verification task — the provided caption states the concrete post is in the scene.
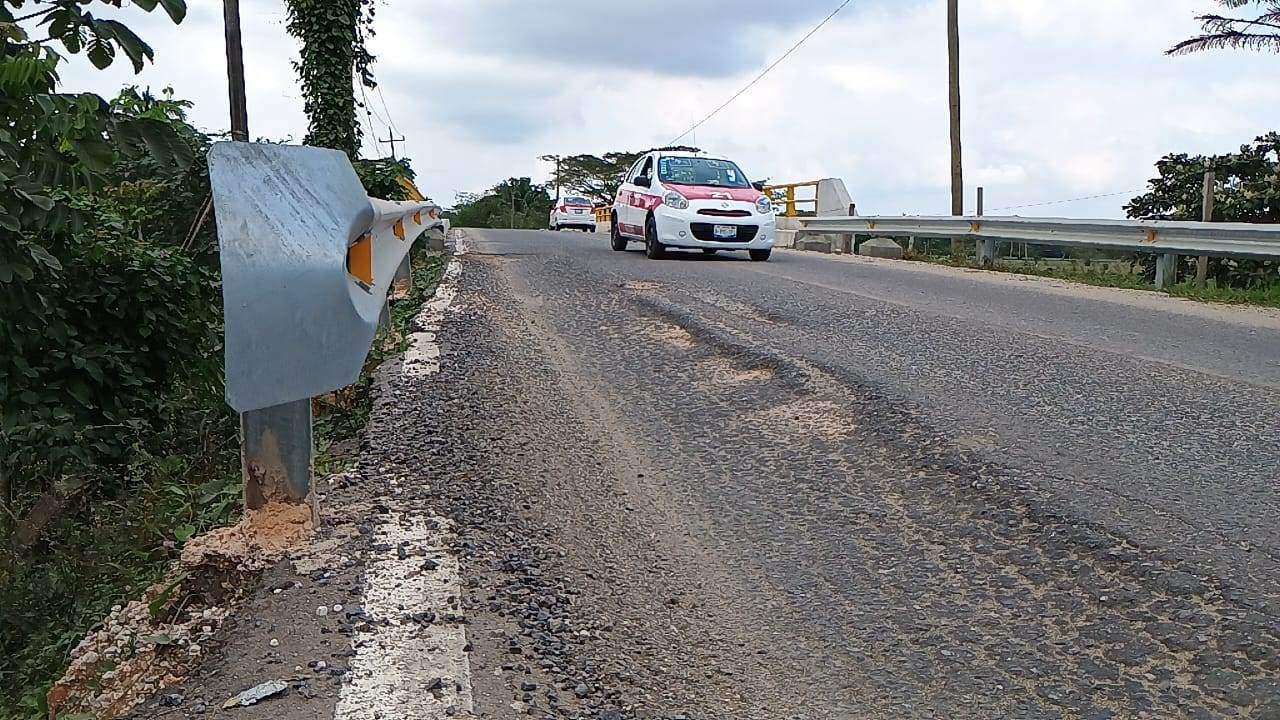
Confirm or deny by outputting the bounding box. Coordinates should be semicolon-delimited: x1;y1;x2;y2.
1154;253;1178;288
976;186;996;267
241;398;313;512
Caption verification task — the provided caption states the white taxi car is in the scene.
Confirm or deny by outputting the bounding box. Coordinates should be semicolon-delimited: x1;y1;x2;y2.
549;195;597;232
609;149;774;261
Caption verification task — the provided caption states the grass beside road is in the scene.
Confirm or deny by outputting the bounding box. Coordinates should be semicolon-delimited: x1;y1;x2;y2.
901;251;1280;309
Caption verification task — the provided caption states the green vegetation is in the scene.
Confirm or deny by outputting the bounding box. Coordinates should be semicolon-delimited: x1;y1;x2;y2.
1170;1;1280;55
447;177;554;229
0;0;424;714
543;151;643;206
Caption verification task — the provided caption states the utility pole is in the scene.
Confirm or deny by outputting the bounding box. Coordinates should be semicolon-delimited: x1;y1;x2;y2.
380;131;405;160
222;0;314;514
1196;169;1216;287
947;0;964;253
223;0;249;142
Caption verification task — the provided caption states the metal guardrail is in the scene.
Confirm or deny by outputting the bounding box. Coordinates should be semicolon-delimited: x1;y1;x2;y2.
798;215;1280;259
208;141;443;515
797;215;1280;287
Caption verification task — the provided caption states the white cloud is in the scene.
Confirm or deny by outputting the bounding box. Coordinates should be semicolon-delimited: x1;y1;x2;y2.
47;0;1279;218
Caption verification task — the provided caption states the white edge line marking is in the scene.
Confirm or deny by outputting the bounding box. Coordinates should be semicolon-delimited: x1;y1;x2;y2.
336;235;474;720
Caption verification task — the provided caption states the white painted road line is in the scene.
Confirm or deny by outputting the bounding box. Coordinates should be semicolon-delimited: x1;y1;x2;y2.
334;513;474;720
336;234;473;720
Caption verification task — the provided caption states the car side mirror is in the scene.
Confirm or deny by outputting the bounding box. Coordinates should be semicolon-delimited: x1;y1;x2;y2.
751;181;766;191
634;176;652;188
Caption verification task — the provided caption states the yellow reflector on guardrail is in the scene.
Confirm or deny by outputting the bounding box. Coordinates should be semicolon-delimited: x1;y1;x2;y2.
348;233;373;285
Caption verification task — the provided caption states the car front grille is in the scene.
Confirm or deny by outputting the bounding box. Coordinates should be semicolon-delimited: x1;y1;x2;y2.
689;223;759;242
697;209;751;218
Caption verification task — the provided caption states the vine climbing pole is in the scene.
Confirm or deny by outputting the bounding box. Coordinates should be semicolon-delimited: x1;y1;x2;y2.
283;0;378;158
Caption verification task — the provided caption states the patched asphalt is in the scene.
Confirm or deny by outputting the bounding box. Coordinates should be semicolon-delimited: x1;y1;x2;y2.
399;229;1280;719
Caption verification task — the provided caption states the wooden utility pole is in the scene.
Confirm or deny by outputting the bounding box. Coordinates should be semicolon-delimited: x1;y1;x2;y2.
380;131;405;160
947;0;964;253
223;0;249;141
1196;170;1216;287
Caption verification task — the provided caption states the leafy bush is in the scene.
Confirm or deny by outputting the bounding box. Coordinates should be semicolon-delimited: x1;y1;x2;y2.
1126;131;1280;288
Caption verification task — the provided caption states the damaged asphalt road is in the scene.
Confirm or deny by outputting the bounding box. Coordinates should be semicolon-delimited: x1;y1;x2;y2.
137;228;1279;720
419;229;1279;719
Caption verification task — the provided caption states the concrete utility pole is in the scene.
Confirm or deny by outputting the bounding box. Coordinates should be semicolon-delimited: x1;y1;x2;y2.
1196;170;1216;287
947;0;964;253
222;0;314;513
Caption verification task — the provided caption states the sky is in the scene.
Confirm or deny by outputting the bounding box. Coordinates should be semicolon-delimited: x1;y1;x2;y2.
53;0;1280;218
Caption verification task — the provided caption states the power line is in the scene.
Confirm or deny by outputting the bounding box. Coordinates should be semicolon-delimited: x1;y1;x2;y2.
988;189;1145;212
375;84;399;135
667;0;853;146
358;82;387;156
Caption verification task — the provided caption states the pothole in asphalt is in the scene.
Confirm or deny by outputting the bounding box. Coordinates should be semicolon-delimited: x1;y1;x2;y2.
758;400;854;441
697;356;776;386
641;319;695;349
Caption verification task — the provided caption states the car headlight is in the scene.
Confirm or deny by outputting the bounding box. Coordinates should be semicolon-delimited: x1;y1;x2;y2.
756;196;773;214
663;191;689;210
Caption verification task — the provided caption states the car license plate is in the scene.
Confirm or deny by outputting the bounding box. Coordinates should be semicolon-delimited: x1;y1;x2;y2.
713;225;737;239
574;209;584;214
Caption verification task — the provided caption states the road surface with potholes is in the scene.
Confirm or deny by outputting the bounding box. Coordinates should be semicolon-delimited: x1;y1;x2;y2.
140;228;1280;720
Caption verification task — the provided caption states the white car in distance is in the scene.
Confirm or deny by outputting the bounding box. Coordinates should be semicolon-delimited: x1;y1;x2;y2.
549;196;597;232
610;149;775;261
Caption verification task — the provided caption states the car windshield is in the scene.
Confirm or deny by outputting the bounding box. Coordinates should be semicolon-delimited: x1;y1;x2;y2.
563;196;591;206
657;156;751;188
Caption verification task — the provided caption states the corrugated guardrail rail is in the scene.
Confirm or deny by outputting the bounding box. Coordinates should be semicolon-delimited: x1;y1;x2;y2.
208;141;444;516
798;214;1280;286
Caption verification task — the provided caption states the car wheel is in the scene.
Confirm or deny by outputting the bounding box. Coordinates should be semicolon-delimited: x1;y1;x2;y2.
644;216;666;259
702;249;718;255
749;249;772;262
610;218;627;251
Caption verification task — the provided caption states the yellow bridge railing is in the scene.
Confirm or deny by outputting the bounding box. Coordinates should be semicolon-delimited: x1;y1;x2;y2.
762;180;821;217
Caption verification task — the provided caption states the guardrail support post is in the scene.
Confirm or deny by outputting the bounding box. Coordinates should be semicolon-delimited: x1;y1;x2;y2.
393;254;412;298
1154;253;1178;288
241;398;313;511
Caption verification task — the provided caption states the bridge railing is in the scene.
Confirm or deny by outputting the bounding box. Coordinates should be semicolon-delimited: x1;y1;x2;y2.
795;214;1280;287
762;180;820;217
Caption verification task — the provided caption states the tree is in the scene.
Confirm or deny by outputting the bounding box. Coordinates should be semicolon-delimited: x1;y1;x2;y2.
1125;132;1280;286
1169;1;1280;55
546;152;642;206
447;178;553;229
